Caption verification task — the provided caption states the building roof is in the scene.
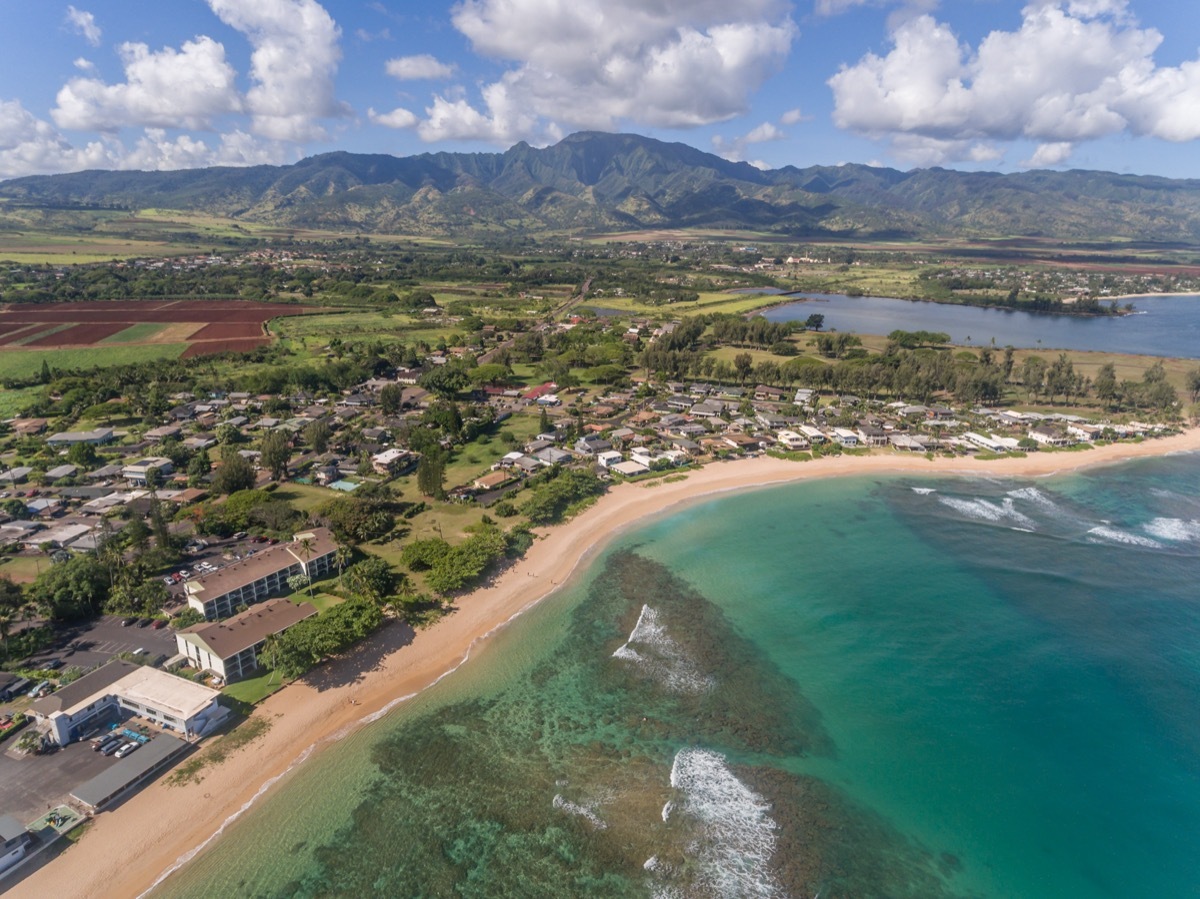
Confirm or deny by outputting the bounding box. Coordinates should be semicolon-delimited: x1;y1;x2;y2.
30;661;220;723
71;734;188;811
185;527;337;605
29;660;136;718
180;599;317;660
0;814;27;843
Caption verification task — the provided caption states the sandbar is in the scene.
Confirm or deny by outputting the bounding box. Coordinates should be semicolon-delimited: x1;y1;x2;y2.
11;428;1200;899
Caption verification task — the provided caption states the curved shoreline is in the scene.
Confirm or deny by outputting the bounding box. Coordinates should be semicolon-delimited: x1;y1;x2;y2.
12;430;1200;899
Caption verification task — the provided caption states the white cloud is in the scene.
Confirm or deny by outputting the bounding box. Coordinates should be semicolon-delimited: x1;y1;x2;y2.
1023;141;1074;167
53;37;240;132
368;106;417;129
0;100;286;178
386;54;455;80
780;107;805;125
829;2;1200;166
207;0;349;141
713;120;786;161
421;0;796;143
73;58;96;72
66;6;101;47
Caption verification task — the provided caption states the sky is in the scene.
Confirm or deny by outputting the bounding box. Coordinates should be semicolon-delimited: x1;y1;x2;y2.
2;0;1200;180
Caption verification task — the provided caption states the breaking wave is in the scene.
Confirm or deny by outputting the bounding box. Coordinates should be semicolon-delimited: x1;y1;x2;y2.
937;495;1037;529
612;605;715;694
662;748;783;899
1143;517;1200;542
1087;525;1163;549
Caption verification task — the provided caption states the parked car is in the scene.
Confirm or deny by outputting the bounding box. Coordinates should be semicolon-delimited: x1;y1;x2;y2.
44;658;63;670
93;735;120;753
114;742;139;759
121;617;137;626
162;576;175;586
151;619;166;630
101;740;123;756
135;618;152;628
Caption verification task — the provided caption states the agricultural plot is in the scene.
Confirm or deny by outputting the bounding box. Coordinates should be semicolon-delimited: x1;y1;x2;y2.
0;299;321;374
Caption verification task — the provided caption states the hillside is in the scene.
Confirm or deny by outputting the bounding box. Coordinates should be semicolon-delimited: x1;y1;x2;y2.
3;132;1200;242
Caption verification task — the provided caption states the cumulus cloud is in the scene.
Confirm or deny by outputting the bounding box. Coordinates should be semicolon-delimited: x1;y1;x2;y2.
53;37;240;132
66;6;101;46
417;0;796;144
713;121;786;162
829;1;1200;165
0;99;286;178
207;0;349;141
386;54;455;80
1024;141;1074;167
368;106;418;129
780;107;805;125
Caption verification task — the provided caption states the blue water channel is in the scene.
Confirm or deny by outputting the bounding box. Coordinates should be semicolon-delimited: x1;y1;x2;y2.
758;293;1200;358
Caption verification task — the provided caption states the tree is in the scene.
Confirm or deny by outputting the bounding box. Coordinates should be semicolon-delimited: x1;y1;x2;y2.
733;352;754;384
379;383;404;415
30;554;108;620
187;449;212;485
212;451;256;495
1094;363;1118;408
343;557;395;607
804;314;825;331
334;543;354;587
304;419;332;454
260;430;292;481
416;451;446;500
1187;367;1200;405
66;441;98;468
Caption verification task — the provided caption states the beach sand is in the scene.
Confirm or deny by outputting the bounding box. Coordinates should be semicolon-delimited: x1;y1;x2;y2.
13;430;1200;899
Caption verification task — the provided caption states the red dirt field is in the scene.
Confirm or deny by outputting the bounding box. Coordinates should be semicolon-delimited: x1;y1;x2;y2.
0;299;319;356
0;300;317;324
24;322;130;346
187;321;266;341
0;323;45;344
181;338;270;358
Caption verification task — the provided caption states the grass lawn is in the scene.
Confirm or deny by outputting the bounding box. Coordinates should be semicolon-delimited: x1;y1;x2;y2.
222;668;285;705
0;555;44;583
273;482;338;514
287;589;344;614
0;343;188;380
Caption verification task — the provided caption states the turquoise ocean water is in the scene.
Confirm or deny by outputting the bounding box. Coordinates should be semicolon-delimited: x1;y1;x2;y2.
158;453;1200;898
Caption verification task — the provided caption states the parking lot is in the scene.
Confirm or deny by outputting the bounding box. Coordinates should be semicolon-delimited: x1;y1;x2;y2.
0;713;170;822
33;616;180;672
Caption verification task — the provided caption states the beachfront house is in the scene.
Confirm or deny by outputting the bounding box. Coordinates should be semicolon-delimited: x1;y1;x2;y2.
176;599;318;682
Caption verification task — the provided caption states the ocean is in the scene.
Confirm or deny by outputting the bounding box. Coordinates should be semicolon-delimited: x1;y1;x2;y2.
157;453;1200;898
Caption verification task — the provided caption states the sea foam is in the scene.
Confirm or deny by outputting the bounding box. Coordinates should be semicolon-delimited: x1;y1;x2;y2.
1087;525;1163;549
938;495;1036;529
666;748;783;899
1143;517;1200;542
552;794;607;830
613;605;715;694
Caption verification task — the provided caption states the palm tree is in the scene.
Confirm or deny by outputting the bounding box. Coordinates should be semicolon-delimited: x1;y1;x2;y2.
297;536;316;601
261;633;282;686
334;544;353;588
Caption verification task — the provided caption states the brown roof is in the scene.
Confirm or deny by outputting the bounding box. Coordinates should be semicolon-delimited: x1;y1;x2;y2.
184;527;337;604
181;598;318;659
29;660;139;718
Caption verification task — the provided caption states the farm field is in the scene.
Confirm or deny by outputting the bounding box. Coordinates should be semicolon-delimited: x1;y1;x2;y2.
0;299;324;375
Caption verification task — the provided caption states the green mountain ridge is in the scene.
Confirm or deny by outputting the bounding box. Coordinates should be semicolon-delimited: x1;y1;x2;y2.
3;131;1200;242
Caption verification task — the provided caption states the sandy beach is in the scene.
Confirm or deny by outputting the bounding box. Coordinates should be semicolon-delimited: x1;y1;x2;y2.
12;429;1200;899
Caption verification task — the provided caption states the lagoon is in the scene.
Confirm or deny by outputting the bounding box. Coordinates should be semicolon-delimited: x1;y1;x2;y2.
760;292;1200;358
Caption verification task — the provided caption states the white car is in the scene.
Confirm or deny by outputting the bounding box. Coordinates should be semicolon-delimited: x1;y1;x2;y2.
114;742;139;759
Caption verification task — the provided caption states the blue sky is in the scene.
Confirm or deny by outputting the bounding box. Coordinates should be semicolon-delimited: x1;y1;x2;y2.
2;0;1200;179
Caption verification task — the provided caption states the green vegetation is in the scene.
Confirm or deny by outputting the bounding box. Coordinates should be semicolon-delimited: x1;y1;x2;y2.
102;322;169;343
167;716;273;787
0;344;187;381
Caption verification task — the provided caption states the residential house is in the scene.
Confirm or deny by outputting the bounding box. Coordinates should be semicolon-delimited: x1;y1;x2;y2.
46;428;114;448
122;457;174;487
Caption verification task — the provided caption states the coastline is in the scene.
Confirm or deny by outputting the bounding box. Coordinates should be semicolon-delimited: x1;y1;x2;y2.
12;430;1200;899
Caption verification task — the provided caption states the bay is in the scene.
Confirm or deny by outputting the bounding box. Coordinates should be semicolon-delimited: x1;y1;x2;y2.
158;453;1200;898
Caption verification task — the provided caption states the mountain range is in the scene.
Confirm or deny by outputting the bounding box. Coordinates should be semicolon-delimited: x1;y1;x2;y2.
3;131;1200;243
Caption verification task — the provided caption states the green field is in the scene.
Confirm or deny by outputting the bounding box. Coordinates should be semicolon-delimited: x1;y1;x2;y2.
0;343;188;380
102;322;169;343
